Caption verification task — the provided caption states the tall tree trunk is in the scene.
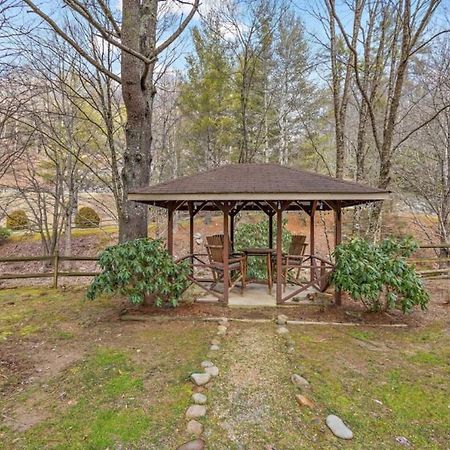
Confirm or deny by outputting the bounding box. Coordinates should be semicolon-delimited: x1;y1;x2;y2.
120;0;157;242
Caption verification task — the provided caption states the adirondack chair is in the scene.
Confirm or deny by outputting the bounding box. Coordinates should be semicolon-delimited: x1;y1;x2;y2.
205;235;246;293
272;234;308;290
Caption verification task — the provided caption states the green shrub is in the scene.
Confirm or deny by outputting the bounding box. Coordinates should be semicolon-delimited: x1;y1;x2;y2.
0;227;11;242
234;218;292;279
332;236;429;313
6;210;29;230
87;238;190;306
75;206;100;228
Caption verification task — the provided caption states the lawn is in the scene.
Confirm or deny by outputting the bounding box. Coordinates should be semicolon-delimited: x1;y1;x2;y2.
0;287;213;449
0;287;449;449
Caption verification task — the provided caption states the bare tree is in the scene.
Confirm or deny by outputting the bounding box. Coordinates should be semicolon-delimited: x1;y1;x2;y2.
20;0;199;241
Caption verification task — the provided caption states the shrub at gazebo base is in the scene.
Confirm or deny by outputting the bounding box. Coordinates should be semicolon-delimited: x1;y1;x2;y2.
332;237;429;313
87;239;190;307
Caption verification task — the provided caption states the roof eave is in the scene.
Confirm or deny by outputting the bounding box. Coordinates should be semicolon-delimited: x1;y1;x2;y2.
128;192;390;202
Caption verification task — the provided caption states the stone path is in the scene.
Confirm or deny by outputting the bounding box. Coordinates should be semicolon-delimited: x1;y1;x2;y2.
202;323;308;449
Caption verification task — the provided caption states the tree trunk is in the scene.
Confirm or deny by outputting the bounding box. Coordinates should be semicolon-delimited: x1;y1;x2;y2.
120;0;158;242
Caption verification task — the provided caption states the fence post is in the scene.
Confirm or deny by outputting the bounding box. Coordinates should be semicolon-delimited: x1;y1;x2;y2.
53;251;59;288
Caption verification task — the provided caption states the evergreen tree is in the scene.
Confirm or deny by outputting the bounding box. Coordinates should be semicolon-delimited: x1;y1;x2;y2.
179;22;235;171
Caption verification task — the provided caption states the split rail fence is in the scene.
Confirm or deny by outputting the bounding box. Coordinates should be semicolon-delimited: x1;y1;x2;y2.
0;243;448;287
0;253;100;287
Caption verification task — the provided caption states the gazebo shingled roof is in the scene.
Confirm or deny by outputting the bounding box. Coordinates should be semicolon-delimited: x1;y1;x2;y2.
128;163;389;208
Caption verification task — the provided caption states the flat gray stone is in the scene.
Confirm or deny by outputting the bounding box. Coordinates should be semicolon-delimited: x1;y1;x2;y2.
185;404;207;419
204;365;219;377
326;414;353;439
192;392;207;404
177;439;205;450
186;419;203;436
277;326;289;335
191;373;211;386
277;314;288;325
291;373;310;389
210;344;220;351
201;360;214;368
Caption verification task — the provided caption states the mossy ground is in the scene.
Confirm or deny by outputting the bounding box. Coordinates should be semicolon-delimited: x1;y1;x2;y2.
204;321;449;449
0;287;449;449
0;287;212;449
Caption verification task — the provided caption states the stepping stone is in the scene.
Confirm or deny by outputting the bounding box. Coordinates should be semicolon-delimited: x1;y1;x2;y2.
185;404;207;419
211;338;220;346
326;414;353;440
204;365;219;377
276;326;289;334
277;314;288;325
186;419;203;436
210;344;220;351
192;393;207;404
291;373;310;389
177;439;205;450
191;373;211;386
201;360;214;368
295;394;315;408
217;325;227;335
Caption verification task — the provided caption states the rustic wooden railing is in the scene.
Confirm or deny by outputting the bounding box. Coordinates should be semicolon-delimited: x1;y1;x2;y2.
0;252;100;288
409;243;450;279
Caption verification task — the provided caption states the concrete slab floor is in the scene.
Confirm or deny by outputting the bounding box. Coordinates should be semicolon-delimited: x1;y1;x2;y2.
197;282;319;307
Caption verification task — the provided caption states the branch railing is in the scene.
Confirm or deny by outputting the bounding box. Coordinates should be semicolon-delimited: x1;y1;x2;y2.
0;252;100;287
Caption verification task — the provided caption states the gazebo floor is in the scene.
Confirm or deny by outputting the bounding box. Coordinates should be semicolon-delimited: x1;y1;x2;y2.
196;282;319;307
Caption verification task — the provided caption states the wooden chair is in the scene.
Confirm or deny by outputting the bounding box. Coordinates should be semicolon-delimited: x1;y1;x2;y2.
206;234;243;257
272;234;308;290
205;239;246;294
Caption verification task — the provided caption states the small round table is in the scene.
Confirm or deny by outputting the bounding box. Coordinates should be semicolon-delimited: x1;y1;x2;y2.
240;247;275;294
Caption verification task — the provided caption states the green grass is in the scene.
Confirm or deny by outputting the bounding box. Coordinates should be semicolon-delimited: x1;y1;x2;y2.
289;324;450;449
0;287;213;449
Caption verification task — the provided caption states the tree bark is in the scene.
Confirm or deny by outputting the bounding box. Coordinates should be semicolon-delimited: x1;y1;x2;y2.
119;0;157;242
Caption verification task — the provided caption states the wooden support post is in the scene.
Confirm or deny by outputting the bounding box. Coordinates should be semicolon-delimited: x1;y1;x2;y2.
222;207;230;305
167;205;174;256
310;201;317;282
53;251;59;288
334;201;342;305
276;206;283;304
230;212;235;252
188;202;194;256
268;213;273;249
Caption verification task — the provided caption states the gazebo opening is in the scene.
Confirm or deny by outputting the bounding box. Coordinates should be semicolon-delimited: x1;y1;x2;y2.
129;164;389;306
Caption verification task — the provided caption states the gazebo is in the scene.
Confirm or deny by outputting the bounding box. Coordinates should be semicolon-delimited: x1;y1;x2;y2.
129;164;389;306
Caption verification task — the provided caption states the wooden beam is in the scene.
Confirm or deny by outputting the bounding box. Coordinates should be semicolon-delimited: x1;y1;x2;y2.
230;212;235;252
268;213;273;249
334;201;342;305
275;201;291;304
310;200;317;282
223;208;230;305
188;202;194;257
167;204;174;256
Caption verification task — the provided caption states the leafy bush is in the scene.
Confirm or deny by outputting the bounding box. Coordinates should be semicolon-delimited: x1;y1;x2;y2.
0;227;11;242
87;239;190;306
332;236;429;313
75;206;100;228
234;218;292;279
6;210;29;230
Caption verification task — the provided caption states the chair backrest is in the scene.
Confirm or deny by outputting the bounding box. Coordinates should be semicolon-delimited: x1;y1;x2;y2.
289;235;307;256
206;234;224;246
205;243;224;264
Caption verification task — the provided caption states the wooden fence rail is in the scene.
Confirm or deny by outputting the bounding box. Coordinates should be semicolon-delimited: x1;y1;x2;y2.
0;252;100;287
411;243;450;279
1;243;449;287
